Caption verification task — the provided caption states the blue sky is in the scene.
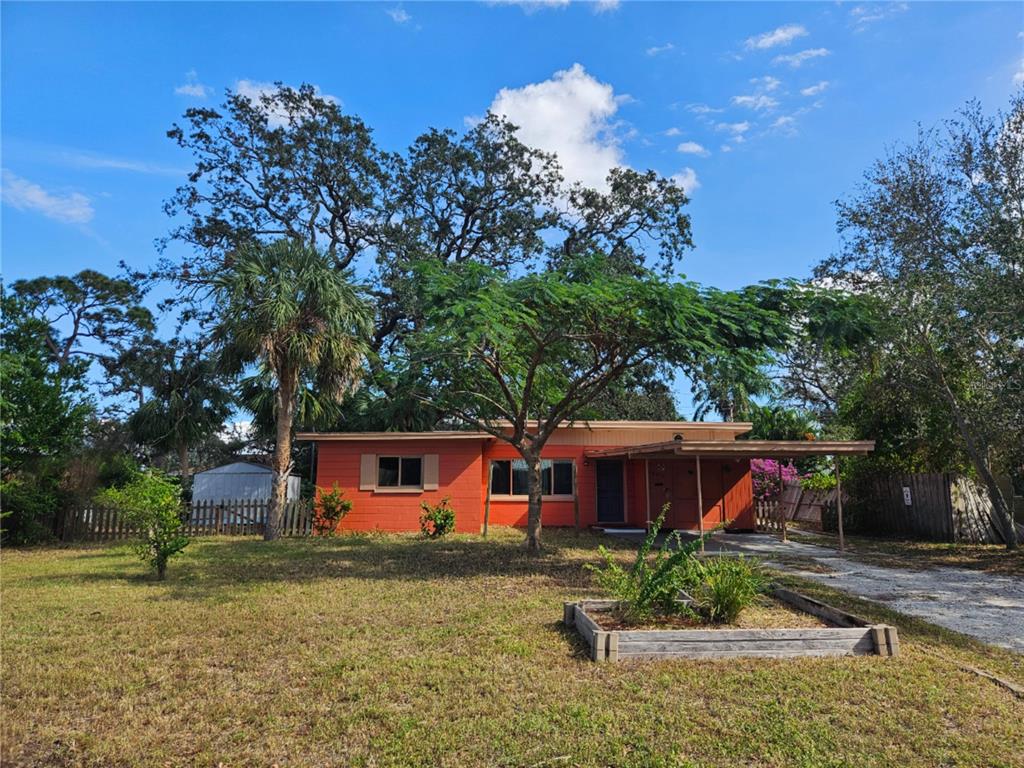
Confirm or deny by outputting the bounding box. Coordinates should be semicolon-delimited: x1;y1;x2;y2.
2;1;1022;415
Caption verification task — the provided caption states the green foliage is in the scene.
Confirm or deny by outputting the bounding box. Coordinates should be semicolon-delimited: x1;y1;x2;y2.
419;497;456;538
800;471;837;492
314;483;353;536
690;557;767;625
211;239;373;539
586;506;706;623
126;341;233;465
10;269;153;368
96;471;187;579
0;478;61;545
1;292;93;544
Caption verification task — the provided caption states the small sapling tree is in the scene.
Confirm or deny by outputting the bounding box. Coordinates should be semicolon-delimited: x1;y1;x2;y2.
96;471;188;580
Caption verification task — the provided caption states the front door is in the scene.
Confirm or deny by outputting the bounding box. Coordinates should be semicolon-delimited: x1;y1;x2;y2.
595;459;625;523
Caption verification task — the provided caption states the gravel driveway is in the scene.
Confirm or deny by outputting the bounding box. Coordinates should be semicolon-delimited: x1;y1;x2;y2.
713;533;1024;653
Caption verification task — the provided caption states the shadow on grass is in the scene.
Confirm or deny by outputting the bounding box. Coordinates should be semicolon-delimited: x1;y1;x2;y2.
25;530;613;600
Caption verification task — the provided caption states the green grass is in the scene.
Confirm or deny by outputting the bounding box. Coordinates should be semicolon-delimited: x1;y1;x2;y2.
3;529;1023;767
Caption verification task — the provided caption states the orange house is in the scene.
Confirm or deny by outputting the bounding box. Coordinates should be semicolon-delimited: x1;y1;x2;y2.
298;421;874;534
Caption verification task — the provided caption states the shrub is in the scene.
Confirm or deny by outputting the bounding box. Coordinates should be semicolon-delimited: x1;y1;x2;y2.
690;556;766;624
0;478;60;545
419;497;456;538
751;458;801;502
314;483;352;536
95;471;187;580
586;505;707;623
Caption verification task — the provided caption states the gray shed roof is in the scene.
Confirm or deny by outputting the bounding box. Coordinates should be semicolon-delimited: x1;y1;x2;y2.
195;461;298;477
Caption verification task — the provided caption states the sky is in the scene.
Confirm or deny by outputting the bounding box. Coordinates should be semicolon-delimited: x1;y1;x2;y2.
2;0;1022;416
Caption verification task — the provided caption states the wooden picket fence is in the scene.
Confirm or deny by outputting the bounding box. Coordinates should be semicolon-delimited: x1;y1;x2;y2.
57;499;315;542
755;483;842;534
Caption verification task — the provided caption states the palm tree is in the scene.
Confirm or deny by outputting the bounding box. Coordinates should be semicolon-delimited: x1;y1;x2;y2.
128;341;233;491
211;239;372;540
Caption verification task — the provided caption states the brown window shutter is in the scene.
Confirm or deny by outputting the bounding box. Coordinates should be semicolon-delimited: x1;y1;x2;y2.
359;454;376;490
423;454;439;490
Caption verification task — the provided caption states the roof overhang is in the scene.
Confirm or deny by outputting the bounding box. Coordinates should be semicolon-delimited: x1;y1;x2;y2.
295;431;494;442
585;440;875;459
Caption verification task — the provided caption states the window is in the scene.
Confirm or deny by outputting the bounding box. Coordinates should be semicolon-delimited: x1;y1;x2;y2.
489;459;574;497
377;456;423;488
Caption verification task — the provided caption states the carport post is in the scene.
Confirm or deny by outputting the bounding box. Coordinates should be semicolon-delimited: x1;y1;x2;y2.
696;454;705;553
778;460;787;542
835;455;845;552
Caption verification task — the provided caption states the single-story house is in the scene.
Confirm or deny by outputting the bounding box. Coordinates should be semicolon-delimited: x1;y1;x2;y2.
298;421;873;534
191;461;302;504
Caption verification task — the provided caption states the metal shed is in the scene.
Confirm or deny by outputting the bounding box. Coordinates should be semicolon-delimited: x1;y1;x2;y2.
191;462;301;504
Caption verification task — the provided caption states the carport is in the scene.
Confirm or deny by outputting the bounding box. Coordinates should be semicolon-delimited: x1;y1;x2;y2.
585;440;875;550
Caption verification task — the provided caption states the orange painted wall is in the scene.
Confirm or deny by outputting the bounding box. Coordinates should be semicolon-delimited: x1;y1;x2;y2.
315;439;484;534
313;439;755;533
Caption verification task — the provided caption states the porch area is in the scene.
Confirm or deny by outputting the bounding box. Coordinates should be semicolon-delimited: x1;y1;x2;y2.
584;439;875;545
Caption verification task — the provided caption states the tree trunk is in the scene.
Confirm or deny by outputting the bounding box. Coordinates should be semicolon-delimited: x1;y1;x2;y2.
523;447;544;551
156;557;167;581
177;442;191;495
267;379;296;542
931;357;1017;549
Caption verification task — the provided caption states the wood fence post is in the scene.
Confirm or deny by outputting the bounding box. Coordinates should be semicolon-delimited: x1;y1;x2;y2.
778;460;787;542
835;456;844;552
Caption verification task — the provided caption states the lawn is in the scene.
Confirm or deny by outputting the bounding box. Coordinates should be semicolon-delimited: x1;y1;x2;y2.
3;529;1023;767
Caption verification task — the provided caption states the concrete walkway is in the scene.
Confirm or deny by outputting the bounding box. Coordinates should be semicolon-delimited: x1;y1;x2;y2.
710;533;1024;654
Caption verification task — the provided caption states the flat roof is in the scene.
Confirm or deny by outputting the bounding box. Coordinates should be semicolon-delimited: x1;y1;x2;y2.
295;431;494;441
298;420;752;442
585;440;875;459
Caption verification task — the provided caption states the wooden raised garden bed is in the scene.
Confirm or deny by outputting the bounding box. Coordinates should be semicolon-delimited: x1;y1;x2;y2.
563;587;900;662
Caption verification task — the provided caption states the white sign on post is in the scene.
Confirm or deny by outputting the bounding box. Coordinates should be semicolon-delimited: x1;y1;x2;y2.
902;486;912;506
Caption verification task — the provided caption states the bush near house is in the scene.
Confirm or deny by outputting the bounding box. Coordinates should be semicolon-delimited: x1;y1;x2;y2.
419;497;456;538
313;483;353;536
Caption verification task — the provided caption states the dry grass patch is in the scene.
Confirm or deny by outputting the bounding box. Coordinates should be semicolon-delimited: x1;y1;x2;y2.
3;530;1023;767
787;529;1024;577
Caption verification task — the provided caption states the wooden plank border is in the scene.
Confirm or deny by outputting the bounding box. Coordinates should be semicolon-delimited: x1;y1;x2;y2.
564;588;899;662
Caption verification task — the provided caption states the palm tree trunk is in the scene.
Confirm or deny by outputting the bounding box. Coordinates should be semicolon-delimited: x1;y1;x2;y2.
177;443;191;495
267;379;296;542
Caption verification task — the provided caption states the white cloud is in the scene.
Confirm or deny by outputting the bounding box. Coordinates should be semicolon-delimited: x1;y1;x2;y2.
593;0;620;13
676;141;709;156
714;121;751;136
174;69;211;99
386;7;411;23
771;115;797;130
646;42;674;56
670;167;700;194
750;75;782;92
745;24;808;50
1;169;94;224
720;144;733;153
849;3;908;29
1014;59;1024;85
800;80;830;96
488;0;570;12
55;150;183;176
686;103;724;115
484;63;625;190
773;48;830;67
732;94;779;111
234;80;341;128
664;127;682;136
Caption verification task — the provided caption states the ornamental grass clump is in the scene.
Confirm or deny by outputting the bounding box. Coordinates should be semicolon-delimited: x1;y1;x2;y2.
691;556;767;624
